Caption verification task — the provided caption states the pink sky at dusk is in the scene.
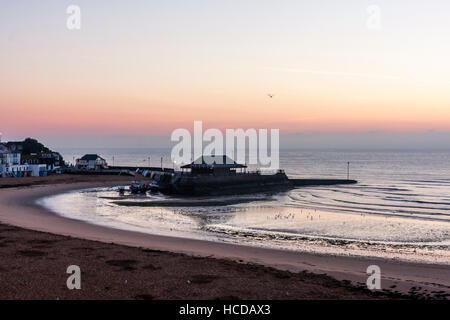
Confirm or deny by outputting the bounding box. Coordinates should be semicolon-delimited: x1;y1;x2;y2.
1;1;450;146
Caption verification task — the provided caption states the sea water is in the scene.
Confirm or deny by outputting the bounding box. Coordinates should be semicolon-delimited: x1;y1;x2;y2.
40;149;450;264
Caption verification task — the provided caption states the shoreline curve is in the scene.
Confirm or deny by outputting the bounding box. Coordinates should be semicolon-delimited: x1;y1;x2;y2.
0;179;449;295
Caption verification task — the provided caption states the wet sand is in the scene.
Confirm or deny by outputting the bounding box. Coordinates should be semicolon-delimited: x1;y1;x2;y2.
0;175;449;299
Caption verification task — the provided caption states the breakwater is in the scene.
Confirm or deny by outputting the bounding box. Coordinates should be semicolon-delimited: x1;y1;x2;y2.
290;179;357;186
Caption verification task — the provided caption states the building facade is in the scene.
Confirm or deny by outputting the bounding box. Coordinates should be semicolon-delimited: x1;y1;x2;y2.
0;143;21;166
76;154;108;170
0;143;25;177
21;153;61;171
0;139;55;177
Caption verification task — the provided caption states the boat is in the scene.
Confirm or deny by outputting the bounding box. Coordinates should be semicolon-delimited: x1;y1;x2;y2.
148;181;160;192
129;181;150;194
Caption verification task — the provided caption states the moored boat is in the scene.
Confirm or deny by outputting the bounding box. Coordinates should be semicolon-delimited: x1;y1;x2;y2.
129;181;150;194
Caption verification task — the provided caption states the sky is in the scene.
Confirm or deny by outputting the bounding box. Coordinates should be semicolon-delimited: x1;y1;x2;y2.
1;0;450;149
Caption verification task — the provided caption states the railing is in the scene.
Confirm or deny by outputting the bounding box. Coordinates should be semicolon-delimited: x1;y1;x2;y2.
175;169;285;176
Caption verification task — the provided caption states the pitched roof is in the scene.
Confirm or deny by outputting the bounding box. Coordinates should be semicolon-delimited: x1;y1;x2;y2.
181;155;246;169
5;141;23;152
0;143;9;153
79;154;105;161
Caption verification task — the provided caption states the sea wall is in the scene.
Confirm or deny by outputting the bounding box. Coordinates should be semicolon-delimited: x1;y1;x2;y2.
290;179;357;186
169;172;293;196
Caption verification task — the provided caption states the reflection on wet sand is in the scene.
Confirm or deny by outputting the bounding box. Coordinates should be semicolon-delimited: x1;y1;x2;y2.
39;185;450;264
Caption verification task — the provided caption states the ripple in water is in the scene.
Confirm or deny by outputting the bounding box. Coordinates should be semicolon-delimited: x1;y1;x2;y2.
39;183;450;265
40;151;450;264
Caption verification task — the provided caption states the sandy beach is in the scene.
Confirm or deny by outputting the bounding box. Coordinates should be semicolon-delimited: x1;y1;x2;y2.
0;175;449;300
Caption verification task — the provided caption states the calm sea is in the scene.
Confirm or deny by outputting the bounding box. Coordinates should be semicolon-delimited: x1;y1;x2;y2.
42;148;450;264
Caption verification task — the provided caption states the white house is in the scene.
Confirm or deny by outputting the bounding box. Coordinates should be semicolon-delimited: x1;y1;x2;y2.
0;143;25;177
0;143;49;177
0;143;21;166
76;154;107;170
